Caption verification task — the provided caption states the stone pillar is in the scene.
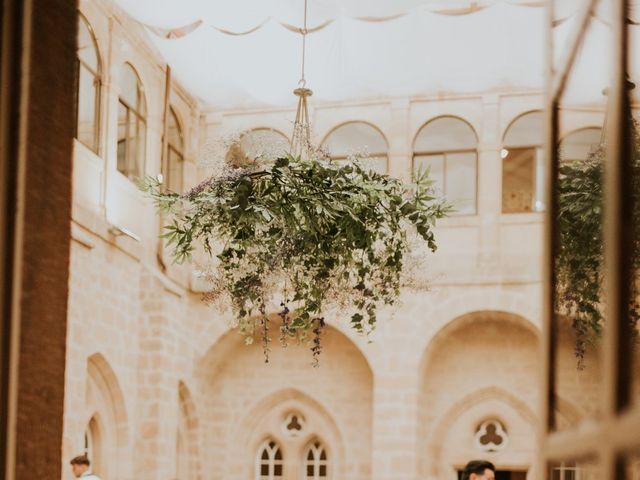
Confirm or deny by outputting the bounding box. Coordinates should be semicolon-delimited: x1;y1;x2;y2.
370;333;421;480
135;271;182;480
477;94;502;268
0;0;76;479
388;99;413;180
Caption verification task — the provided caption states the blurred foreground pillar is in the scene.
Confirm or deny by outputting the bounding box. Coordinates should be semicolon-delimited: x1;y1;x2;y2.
1;0;76;478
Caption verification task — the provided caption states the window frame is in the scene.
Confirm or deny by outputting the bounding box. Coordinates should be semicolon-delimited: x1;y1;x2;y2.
117;62;147;180
165;106;185;193
501;110;545;214
321;121;389;173
303;440;329;480
76;12;102;153
255;439;284;480
412;115;479;216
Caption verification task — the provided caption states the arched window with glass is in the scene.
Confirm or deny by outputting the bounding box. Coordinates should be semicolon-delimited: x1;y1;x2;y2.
256;440;283;480
501;111;544;213
117;63;147;179
558;127;603;164
303;441;328;480
226;128;290;166
413;116;478;215
76;13;101;152
84;416;102;477
165;106;184;193
321;122;388;174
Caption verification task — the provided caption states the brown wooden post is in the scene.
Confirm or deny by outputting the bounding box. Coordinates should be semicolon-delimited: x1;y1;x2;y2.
0;0;76;478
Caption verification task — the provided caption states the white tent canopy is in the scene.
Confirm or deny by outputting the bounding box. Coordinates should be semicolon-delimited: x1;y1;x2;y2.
114;0;640;110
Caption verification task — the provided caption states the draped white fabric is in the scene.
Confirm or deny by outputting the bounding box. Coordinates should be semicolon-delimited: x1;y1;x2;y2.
114;0;640;110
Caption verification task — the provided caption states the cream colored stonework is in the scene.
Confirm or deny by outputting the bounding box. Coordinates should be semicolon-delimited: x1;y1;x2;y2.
63;1;603;479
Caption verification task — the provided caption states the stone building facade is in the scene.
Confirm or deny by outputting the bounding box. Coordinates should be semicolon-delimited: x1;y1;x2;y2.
64;1;605;479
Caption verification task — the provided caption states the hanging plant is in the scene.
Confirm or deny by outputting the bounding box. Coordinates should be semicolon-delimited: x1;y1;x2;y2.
141;154;451;363
556;122;640;364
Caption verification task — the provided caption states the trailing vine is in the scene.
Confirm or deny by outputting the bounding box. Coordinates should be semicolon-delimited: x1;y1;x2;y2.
556;122;640;364
142;154;450;362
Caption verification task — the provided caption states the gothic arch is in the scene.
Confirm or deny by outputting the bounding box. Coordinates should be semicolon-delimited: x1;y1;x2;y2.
177;380;201;480
86;353;129;479
231;388;344;479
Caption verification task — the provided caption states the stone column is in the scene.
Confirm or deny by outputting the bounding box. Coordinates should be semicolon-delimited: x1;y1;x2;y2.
477;94;502;269
135;271;183;480
388;99;413;181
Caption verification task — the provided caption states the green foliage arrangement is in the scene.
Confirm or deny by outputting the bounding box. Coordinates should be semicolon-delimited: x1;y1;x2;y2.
142;155;450;363
556;124;640;363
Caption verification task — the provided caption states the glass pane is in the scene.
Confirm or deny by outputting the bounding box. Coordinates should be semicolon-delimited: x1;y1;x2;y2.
117;103;128;175
234;129;289;164
549;459;599;480
133;119;146;179
323;122;387;157
445;152;476;214
168;107;183;150
77;66;98;152
504;111;544;147
552;11;607;431
414;154;445;197
120;63;141;110
502;147;535;213
307;464;314;476
78;15;99;72
414;116;477;152
319;464;327;476
559;128;603;164
333;155;387;174
168;149;183;193
274;463;282;476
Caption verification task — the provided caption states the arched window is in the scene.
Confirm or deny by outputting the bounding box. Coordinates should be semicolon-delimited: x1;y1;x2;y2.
321;122;388;174
117;63;146;179
559;127;602;164
256;440;283;480
413;116;478;215
502;111;545;213
76;13;101;152
165;106;184;193
304;441;328;479
84;416;102;476
227;128;289;166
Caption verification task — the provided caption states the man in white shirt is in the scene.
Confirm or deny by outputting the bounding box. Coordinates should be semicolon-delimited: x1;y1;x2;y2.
69;455;101;479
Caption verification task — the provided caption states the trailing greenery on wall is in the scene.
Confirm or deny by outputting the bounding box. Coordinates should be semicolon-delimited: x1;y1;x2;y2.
142;155;450;363
556;124;640;364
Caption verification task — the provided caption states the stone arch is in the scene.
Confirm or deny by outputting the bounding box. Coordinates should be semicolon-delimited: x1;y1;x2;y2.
177;380;201;480
425;386;538;478
412;114;479;150
419;309;540;374
320;120;389;152
197;325;373;480
196;320;375;381
502;110;544;144
86;353;129;479
231;388;344;480
394;289;540;370
417;311;540;479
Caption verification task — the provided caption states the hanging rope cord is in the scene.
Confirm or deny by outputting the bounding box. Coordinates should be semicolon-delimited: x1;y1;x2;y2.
290;0;313;158
299;0;308;86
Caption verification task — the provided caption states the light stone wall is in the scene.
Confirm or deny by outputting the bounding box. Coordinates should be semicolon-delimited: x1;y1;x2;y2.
62;1;604;480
